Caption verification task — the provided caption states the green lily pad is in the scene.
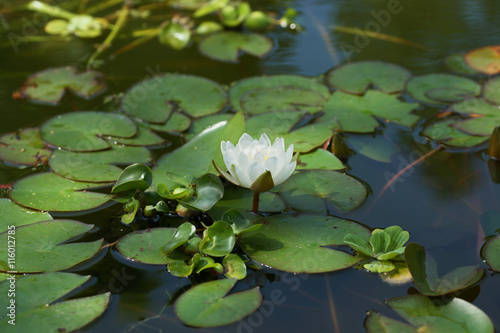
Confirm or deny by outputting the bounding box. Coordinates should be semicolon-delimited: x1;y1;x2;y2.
185;113;233;140
425;87;478;103
0;220;102;272
14;67;106;105
152;113;244;188
0;273;110;333
321;90;420;133
451;97;500;117
41;111;137;152
422;118;488;148
107;122;165;147
199;31;273;63
279;170;367;214
326;61;411;95
116;228;180;265
405;243;485;296
9;172;112;212
348;134;399;163
246;111;334;153
208;187;286;220
406;73;481;106
0;128;52;167
365;295;494;333
483;234;500;272
483;76;500;105
445;53;481;75
465;45;500;75
174;279;262;327
228;74;330;113
296;148;344;170
239;213;370;273
0;198;52;233
50;144;152;183
121;74;227;123
147;111;192;134
240;87;327;115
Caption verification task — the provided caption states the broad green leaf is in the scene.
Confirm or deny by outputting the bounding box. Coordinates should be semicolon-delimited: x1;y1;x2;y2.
465;45;500;75
147;111;191;134
404;243;485;296
13;67;106;105
296;149;345;170
364;260;395;273
239;214;370;273
344;233;372;257
116;228;188;265
483;76;500;105
223;254;247;280
50;145;152;182
112;163;153;193
121;74;227;123
483;234;500;272
179;173;224;211
9;172;111;212
0;273;110;333
347;134;399;163
326;61;411;95
185;113;232;140
406;73;481;105
279;170;367;214
41;111;137;152
321;90;420;133
385;225;410;251
153;113;244;188
200;221;235;257
199;32;272;63
422;118;488;148
158;22;191;50
167;260;194;277
107;122;166;146
193;0;228;17
220;3;250;27
445;53;481;75
370;230;391;256
364;311;417;333
0;220;102;272
174;279;262;327
229;74;330;113
0;128;52;167
221;208;262;235
163;222;196;253
0;198;52;233
448;98;500;136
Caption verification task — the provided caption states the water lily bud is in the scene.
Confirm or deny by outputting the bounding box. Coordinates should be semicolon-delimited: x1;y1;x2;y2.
244;11;273;31
215;133;298;192
330;132;350;159
488;126;500;160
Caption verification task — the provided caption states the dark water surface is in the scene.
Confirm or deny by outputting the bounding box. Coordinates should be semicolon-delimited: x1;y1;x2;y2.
1;0;500;332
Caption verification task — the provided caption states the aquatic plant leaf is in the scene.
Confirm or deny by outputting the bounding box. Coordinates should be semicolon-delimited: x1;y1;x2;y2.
220;3;250;27
158;22;191;50
240;87;326;115
405;243;485;296
326;61;411;95
122;74;227;123
279;170;367;214
112;163;153;193
41;111;137;152
406;73;481;105
483;234;500;272
0;198;52;233
0;220;102;272
220;209;262;235
479;210;500;239
246;111;334;153
9;172;111;212
179;173;224;211
365;295;494;333
107;122;165;146
208;187;285;220
228;74;330;113
483;76;500;105
0;128;52;167
0;273;110;332
422;118;488;147
296;148;344;170
223;254;246;280
185;113;232;140
465;45;500;75
348;134;399;163
194;0;228;17
14;67;106;105
445;53;481;75
199;31;272;63
153;113;244;188
168;260;195;277
50;144;152;183
200;221;235;257
163;222;196;253
174;279;262;327
147;112;191;134
116;228;190;265
364;260;395;273
322;90;419;133
239;213;370;273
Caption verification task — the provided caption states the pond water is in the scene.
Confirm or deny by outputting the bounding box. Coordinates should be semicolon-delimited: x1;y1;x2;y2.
1;0;500;332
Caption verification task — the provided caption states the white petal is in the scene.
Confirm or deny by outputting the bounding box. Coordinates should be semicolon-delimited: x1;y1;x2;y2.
272;137;285;152
238;133;255;147
232;163;253;188
264;155;280;177
247;161;266;184
272;161;296;186
259;133;272;147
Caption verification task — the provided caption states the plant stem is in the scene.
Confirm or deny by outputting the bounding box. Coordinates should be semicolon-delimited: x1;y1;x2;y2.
252;191;260;213
26;1;76;20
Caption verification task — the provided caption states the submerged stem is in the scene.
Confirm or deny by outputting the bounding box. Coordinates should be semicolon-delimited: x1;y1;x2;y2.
252;191;260;213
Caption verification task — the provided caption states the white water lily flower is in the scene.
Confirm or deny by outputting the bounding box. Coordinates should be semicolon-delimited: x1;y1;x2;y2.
215;133;298;192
